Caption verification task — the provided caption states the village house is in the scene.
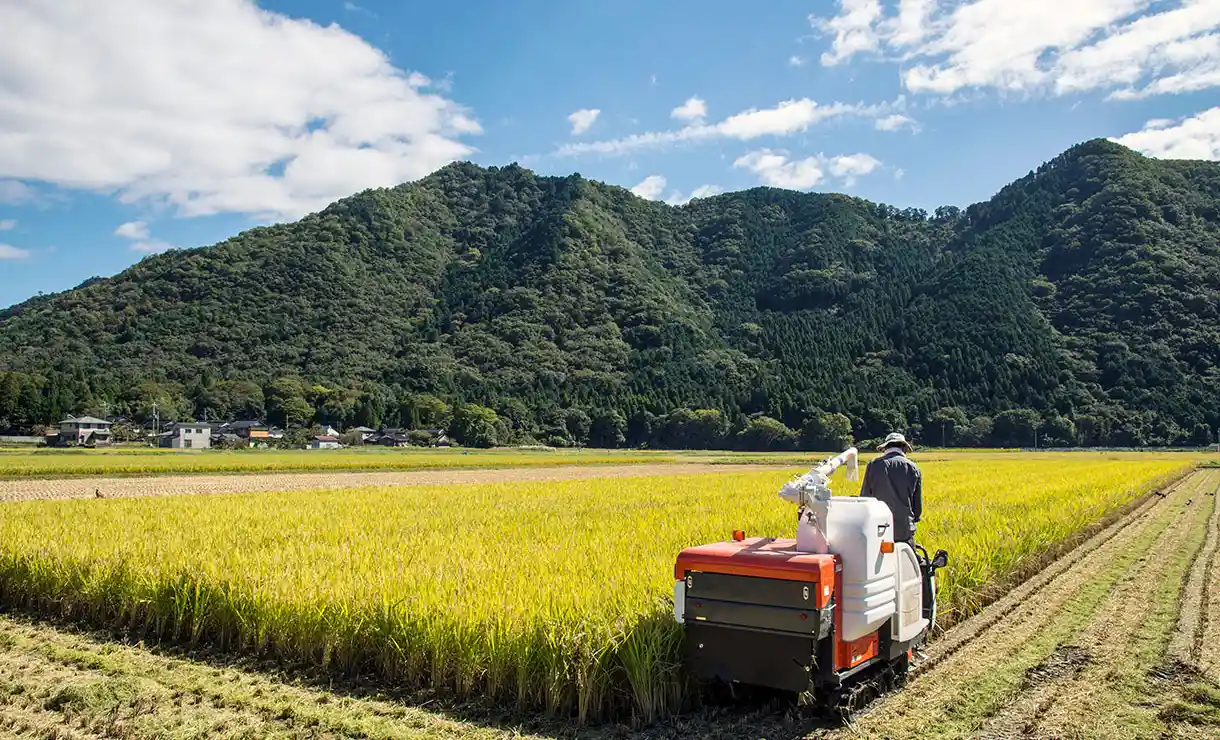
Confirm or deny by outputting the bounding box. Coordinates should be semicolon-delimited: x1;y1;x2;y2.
48;416;114;447
309;435;342;450
158;422;212;449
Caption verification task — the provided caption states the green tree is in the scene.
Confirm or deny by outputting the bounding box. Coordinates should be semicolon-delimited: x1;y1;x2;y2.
992;409;1041;447
450;403;500;448
737;415;798;451
800;411;853;451
589;409;627;448
565;409;592;447
926;407;969;447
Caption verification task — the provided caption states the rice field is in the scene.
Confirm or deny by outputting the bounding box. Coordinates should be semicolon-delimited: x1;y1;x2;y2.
0;456;1193;722
0;447;676;479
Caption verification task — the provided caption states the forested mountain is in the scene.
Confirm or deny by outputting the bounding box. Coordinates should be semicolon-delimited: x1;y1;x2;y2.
2;139;1218;449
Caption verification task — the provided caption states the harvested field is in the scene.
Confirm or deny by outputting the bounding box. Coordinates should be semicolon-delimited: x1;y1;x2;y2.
0;462;790;502
834;469;1220;740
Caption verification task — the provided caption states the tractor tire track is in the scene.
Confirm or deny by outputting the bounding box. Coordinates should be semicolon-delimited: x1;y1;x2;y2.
834;470;1217;740
1169;471;1220;669
980;471;1215;739
0;615;548;740
907;473;1188;679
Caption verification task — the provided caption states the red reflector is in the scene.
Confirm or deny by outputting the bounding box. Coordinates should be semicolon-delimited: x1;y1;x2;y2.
800;613;808;621
732;529;745;541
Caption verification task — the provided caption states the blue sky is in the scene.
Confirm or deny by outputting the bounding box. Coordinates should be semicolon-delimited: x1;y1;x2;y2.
1;0;1218;308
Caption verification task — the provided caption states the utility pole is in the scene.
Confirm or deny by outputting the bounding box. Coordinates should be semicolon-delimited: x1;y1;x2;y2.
151;401;158;446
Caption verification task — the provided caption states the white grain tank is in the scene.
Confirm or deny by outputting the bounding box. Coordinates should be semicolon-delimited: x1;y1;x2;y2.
824;497;897;641
777;449;899;643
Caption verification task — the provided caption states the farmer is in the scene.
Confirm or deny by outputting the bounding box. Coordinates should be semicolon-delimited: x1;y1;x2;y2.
859;432;922;548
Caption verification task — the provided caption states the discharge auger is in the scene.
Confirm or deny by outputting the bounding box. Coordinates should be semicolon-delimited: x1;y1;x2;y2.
672;447;948;719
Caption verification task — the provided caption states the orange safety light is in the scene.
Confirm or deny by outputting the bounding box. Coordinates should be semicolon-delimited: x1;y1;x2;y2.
880;541;895;553
732;529;746;542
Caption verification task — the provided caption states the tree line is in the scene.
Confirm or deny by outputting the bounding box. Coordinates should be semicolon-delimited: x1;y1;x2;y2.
4;370;1210;450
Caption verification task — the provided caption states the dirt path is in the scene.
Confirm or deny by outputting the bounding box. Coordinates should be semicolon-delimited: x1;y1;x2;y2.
0;463;793;503
835;469;1220;740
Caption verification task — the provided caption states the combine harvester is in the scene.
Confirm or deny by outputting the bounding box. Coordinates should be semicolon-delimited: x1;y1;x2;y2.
672;447;948;718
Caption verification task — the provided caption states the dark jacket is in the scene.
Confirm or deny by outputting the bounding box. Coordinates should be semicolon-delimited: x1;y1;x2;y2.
859;448;922;543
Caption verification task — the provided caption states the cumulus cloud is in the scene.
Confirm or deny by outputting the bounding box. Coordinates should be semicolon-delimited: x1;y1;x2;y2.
789;55;807;67
113;219;176;253
734;150;827;189
1113;107;1220;160
630;175;668;200
812;0;1220;100
0;219;14;231
568;108;601;135
665;184;724;206
826;152;883;185
875;113;918;131
817;0;884;66
671;96;708;122
0;0;481;221
734;149;883;189
0;244;30;260
114;220;150;240
558;98;873;157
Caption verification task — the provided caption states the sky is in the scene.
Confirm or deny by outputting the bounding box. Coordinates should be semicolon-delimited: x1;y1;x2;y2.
1;0;1219;309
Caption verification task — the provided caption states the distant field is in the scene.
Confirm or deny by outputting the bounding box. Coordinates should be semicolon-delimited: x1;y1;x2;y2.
0;456;1191;723
0;447;677;479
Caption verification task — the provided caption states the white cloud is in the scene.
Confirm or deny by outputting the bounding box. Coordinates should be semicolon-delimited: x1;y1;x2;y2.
734;149;883;189
665;184;724;206
789;55;807;67
886;0;935;48
567;108;601;135
0;0;481;221
0;219;14;231
816;0;884;66
875;113;918;131
128;240;178;255
1113;107;1220;160
812;0;1220;100
671;96;708;122
630;175;668;200
559;97;870;157
827;153;883;186
0;244;30;260
0;180;34;205
114;218;176;253
114;220;150;240
734;150;825;189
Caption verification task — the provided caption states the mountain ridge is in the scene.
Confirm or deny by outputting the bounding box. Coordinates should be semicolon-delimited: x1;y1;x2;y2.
1;138;1218;449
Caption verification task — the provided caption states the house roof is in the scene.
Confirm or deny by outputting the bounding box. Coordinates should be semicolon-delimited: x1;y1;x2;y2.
313;435;340;442
168;421;213;430
64;416;111;425
229;421;267;430
353;426;376;432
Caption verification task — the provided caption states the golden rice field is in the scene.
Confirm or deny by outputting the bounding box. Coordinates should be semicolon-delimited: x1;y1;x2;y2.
0;447;676;478
0;456;1193;722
